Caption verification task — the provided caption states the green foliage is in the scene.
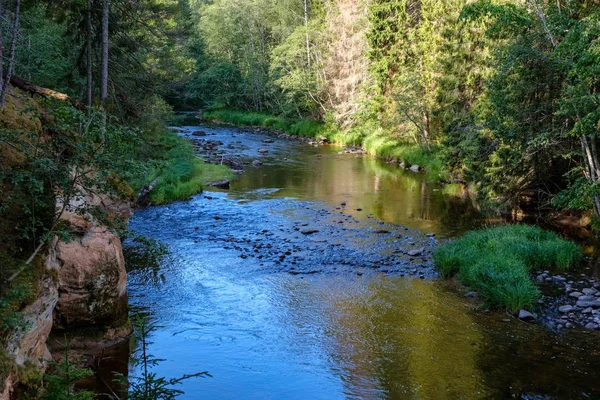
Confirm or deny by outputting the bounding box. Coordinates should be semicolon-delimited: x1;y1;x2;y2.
434;225;581;311
41;340;94;400
203;109;325;137
0;284;31;336
132;131;233;205
1;100;144;258
113;317;210;399
15;6;77;92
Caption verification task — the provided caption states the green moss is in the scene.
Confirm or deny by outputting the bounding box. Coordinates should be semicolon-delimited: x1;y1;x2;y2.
0;349;16;391
15;361;43;399
82;257;129;328
434;225;581;312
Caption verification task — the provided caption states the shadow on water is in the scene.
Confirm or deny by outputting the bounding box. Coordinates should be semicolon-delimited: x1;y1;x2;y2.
101;124;600;399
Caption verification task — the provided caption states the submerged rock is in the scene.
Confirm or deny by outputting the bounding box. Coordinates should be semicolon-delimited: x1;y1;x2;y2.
206;179;230;189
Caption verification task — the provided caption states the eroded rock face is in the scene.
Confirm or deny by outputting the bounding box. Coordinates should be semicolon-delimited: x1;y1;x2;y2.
47;211;129;330
1;277;58;399
6;278;57;364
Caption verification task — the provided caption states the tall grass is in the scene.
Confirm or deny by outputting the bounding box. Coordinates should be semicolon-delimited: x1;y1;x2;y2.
203;109;323;137
133;132;232;205
434;225;581;312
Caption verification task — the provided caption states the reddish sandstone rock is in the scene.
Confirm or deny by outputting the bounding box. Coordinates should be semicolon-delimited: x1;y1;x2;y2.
47;210;129;331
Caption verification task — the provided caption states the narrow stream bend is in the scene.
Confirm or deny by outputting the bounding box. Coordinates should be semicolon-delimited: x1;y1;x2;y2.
124;124;600;399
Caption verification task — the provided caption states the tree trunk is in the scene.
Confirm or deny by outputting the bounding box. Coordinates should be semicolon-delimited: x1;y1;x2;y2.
528;0;556;48
303;0;310;70
580;136;600;219
87;0;93;108
421;110;431;151
0;0;4;95
9;75;84;109
101;0;109;117
0;0;21;108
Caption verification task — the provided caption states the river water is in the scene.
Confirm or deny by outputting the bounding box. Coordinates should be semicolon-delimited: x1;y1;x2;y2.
123;124;600;399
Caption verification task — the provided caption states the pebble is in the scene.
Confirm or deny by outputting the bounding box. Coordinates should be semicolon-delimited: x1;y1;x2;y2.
577;300;600;308
407;248;424;257
558;305;574;313
518;309;536;322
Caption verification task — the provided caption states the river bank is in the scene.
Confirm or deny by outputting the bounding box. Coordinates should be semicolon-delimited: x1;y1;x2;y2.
199;110;594;234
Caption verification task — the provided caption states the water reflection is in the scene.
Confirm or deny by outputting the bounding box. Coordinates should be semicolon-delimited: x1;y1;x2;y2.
232;151;485;237
308;278;486;399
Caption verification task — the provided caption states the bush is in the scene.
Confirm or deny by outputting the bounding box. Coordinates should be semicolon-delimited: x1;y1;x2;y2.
434;225;581;312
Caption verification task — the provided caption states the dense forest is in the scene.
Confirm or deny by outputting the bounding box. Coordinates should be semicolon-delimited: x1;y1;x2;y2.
175;0;600;222
0;0;597;218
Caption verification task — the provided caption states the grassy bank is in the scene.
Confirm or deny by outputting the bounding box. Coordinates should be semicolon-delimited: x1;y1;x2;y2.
434;225;581;312
203;109;323;137
132;132;232;205
203;109;448;181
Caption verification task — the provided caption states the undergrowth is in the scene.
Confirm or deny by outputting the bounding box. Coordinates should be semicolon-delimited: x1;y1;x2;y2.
203;109;323;137
434;225;581;312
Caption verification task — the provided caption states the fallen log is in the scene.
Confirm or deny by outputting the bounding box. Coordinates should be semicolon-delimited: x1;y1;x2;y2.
9;75;85;109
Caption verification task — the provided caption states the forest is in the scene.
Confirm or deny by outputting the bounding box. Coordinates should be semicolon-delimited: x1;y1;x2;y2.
0;0;597;217
1;0;600;397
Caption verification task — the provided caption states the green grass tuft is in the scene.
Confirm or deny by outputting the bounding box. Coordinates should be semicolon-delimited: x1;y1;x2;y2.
434;225;581;312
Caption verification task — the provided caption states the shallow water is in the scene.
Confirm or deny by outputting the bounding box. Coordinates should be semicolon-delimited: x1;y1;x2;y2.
122;125;600;399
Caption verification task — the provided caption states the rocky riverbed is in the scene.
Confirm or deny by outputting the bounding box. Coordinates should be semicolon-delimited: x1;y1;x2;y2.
536;270;600;331
115;122;600;399
183;123;600;335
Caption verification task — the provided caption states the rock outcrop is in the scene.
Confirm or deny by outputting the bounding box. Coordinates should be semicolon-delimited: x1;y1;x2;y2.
1;193;132;399
1;277;58;399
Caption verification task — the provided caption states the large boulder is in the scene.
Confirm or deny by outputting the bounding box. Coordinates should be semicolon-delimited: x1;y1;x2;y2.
47;212;129;331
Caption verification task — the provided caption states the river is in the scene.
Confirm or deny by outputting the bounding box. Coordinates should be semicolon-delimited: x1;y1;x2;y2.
122;123;600;399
